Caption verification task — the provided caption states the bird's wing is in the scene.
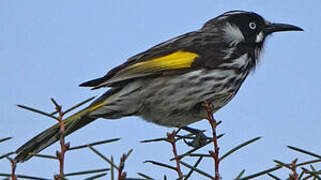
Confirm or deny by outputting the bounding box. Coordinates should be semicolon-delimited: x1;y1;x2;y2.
80;31;222;89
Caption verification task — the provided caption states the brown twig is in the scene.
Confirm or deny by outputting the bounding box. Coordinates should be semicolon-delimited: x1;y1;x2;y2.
118;155;126;180
52;99;69;180
203;100;220;180
8;158;17;180
119;172;126;180
167;130;183;179
117;149;132;180
289;159;298;180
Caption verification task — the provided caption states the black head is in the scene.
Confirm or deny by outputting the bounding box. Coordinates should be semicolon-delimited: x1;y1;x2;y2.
202;10;303;46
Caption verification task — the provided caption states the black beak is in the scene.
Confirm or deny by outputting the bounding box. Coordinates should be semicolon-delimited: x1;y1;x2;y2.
264;23;303;34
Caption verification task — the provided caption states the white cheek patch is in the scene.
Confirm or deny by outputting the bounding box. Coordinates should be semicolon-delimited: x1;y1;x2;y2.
256;31;264;43
223;22;245;46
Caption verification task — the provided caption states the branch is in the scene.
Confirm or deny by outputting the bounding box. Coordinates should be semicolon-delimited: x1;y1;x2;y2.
167;130;183;179
8;157;17;180
51;98;69;180
118;149;133;180
203;100;220;180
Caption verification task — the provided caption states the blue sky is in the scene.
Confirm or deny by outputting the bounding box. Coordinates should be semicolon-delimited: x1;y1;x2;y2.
1;0;320;179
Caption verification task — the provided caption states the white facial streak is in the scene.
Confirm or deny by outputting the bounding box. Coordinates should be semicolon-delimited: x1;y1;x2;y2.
223;22;245;46
256;31;264;43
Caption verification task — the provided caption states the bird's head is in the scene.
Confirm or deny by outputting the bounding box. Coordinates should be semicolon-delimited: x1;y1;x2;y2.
201;10;303;67
202;10;303;47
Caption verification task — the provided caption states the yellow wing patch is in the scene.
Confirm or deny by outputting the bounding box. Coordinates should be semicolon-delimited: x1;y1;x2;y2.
101;50;200;86
125;50;200;72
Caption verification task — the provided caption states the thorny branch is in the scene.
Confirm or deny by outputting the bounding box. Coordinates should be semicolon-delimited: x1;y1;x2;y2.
52;99;69;180
118;149;132;180
118;155;126;180
8;157;17;180
167;130;184;179
203;100;220;180
289;159;298;180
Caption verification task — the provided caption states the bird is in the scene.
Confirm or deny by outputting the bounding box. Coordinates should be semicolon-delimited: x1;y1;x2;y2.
15;10;302;162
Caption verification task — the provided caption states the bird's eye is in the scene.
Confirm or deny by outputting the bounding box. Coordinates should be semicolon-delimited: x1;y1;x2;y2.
249;22;256;30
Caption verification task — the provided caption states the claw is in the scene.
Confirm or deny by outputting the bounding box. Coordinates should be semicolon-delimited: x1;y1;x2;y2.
181;126;210;148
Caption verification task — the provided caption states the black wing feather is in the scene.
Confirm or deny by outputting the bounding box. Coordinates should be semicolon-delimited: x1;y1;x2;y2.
79;31;225;88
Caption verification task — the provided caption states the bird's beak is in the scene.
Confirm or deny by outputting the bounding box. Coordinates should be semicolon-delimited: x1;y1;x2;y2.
264;23;303;34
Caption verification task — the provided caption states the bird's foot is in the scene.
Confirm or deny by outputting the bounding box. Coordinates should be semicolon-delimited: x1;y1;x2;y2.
181;126;210;148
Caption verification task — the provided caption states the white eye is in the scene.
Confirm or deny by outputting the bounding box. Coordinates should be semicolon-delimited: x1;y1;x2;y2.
249;22;256;30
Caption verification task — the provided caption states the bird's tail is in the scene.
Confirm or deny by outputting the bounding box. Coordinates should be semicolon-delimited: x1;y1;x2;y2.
14;104;101;162
14;88;122;163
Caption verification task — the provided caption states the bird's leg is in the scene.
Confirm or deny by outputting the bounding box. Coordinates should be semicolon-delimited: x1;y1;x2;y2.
181;126;210;148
